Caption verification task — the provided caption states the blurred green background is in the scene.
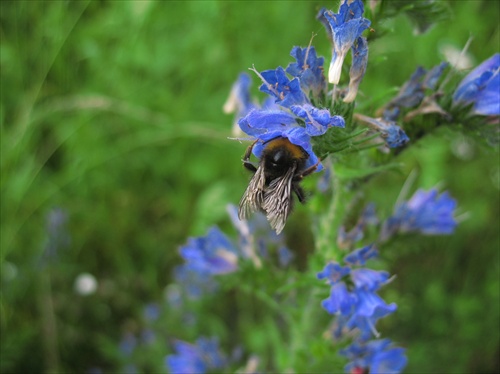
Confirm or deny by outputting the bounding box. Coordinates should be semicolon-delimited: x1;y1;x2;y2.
1;1;498;373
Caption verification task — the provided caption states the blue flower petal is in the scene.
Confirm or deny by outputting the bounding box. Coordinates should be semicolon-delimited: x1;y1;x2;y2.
453;53;500;116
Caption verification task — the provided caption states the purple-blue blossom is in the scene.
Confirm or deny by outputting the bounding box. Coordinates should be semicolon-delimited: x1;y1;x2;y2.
350;268;390;292
179;226;238;275
343;244;379;266
381;188;458;240
166;337;227;374
423;62;449;90
342;339;407;374
42;207;70;264
344;36;369;103
223;72;255;118
383;62;449;120
355;114;410;148
173;264;218;299
286;45;326;97
253;66;309;108
278;246;294;267
453;53;500;116
290;104;345;135
317;262;351;284
386;66;427;111
317;0;371;84
143;303;161;322
318;242;396;340
322;282;355;316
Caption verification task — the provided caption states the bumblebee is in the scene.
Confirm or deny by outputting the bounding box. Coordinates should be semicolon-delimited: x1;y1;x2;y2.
238;137;320;234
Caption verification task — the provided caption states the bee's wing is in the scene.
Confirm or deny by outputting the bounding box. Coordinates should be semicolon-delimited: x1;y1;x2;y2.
262;165;296;235
238;165;266;220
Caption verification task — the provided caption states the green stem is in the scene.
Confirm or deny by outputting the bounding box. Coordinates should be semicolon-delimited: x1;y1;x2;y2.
38;271;60;373
345;141;386;153
315;164;350;262
351;132;380;146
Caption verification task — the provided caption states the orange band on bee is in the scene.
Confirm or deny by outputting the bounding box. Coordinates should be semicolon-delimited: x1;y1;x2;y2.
264;137;307;159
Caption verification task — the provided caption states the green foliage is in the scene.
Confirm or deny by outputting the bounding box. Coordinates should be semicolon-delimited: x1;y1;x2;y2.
1;1;499;373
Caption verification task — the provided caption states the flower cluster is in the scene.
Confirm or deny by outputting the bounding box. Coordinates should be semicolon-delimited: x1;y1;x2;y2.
318;186;459;373
318;245;396;339
318;244;406;373
171;1;471;373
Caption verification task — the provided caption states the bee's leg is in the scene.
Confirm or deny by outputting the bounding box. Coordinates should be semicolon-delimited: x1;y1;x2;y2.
293;184;307;204
293;158;321;181
243;139;259;173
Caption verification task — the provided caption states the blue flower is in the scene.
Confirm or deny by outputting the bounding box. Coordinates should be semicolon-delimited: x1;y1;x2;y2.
166;337;227;374
423;62;449;90
322;282;355;316
343;244;379;266
143;303;161;322
166;341;206;374
350;268;390;292
253;66;309;108
350;289;397;320
179;226;239;275
238;108;341;171
224;73;257;136
317;262;351;284
453;53;500;116
382;188;458;239
278;246;294;267
344;36;369;103
383;62;449;120
41;207;70;265
355;114;410;148
290;104;345;135
386;66;427;111
174;227;238;299
382;121;410;148
342;339;407;374
119;333;137;356
173;265;218;299
317;0;371;84
223;72;255;117
286;45;326;97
